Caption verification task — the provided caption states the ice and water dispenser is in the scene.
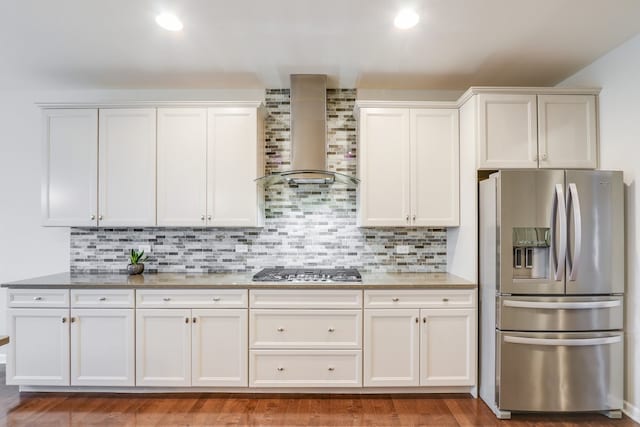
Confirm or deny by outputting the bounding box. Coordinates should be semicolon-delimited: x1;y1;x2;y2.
512;227;550;279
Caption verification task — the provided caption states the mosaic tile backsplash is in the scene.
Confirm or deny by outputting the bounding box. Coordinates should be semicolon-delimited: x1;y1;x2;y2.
70;89;447;273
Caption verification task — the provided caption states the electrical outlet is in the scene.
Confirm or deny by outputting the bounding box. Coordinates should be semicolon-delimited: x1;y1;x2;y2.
137;245;152;253
396;245;410;255
235;244;249;253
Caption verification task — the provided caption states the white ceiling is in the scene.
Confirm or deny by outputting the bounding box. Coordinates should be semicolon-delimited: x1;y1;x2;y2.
3;0;640;90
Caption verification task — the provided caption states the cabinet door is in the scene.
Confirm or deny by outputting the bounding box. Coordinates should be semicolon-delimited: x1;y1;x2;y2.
157;108;208;226
420;308;476;386
538;95;597;169
42;109;98;226
207;108;261;227
358;108;411;226
98;108;156;226
411;109;459;226
7;308;69;386
70;309;134;386
192;309;248;386
363;309;419;387
477;94;538;169
136;309;191;386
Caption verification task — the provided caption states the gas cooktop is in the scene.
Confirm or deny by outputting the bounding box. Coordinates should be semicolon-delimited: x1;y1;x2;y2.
252;268;362;283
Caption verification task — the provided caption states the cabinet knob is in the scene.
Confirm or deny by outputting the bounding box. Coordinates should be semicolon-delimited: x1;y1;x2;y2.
277;327;285;332
412;215;416;222
163;297;171;302
423;317;426;323
192;317;197;323
541;153;548;161
201;215;205;221
98;215;103;221
405;215;410;222
71;317;76;323
415;317;419;323
90;214;96;220
62;317;67;323
185;317;189;323
99;297;107;301
442;298;449;302
207;215;212;221
328;367;335;372
277;367;285;372
328;327;335;333
212;297;221;302
392;297;399;302
33;296;43;301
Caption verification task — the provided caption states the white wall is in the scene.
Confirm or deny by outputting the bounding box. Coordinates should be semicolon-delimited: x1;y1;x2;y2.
0;87;265;356
559;33;640;420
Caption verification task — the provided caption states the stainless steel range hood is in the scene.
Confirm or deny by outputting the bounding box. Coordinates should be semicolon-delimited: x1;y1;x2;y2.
256;74;359;187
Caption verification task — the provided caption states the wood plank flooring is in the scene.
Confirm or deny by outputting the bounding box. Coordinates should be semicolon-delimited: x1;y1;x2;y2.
0;368;636;426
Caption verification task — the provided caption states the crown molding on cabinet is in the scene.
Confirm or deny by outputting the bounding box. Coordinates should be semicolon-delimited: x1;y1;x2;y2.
455;86;601;106
36;100;264;109
354;100;458;114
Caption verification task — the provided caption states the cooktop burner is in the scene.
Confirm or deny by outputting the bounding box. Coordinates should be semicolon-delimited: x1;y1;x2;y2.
252;268;362;283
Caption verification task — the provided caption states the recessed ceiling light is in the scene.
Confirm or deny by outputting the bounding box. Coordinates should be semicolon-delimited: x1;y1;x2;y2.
155;13;183;31
394;9;419;29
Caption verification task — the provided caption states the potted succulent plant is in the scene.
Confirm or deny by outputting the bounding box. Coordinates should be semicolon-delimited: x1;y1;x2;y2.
127;249;149;275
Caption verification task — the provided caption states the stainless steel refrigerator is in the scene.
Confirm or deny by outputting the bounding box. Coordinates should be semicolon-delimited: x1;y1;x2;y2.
479;170;624;419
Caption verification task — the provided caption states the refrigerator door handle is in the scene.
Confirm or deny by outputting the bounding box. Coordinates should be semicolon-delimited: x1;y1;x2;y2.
503;299;621;310
504;335;621;347
567;183;582;281
550;184;567;281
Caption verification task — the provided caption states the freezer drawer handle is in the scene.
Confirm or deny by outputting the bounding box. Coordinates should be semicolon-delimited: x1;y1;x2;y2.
550;183;567;281
503;300;621;310
567;183;583;282
504;335;621;347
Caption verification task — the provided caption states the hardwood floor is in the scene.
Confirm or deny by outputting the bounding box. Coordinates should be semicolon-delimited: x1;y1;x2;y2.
0;368;636;426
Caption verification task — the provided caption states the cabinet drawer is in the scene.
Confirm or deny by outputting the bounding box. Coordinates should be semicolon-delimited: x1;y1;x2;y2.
249;350;361;387
8;289;69;308
250;289;362;309
71;289;134;308
136;289;248;308
364;289;476;309
250;310;361;349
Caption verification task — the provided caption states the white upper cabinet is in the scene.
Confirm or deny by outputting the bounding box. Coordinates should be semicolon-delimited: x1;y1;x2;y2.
157;108;208;226
411;109;459;227
475;92;598;170
207;108;263;227
358;106;459;227
358;108;411;227
98;109;157;226
477;94;538;169
42;109;98;226
537;95;597;169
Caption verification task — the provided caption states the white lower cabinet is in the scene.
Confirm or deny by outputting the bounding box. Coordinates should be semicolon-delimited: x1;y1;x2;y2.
363;292;477;388
71;308;135;386
136;307;248;387
7;308;70;386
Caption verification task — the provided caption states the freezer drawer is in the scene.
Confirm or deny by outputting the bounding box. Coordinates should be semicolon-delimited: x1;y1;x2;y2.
498;296;623;332
498;331;623;413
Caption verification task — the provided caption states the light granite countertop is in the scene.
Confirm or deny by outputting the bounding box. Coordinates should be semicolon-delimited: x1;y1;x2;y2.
2;272;476;290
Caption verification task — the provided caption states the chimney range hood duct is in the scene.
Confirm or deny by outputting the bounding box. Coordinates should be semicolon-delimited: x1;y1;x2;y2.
256;74;359;187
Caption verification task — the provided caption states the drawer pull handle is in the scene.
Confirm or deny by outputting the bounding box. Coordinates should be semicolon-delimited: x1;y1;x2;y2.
392;297;399;302
33;296;43;301
277;327;285;332
442;298;449;302
212;297;221;302
163;297;171;302
328;327;335;332
99;297;107;301
62;317;67;323
328;367;335;372
277;367;285;372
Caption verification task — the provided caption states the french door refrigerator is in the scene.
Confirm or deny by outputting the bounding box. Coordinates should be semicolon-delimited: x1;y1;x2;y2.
479;170;624;419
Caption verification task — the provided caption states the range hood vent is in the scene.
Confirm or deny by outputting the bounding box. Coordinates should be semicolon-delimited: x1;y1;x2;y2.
256;74;359;187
